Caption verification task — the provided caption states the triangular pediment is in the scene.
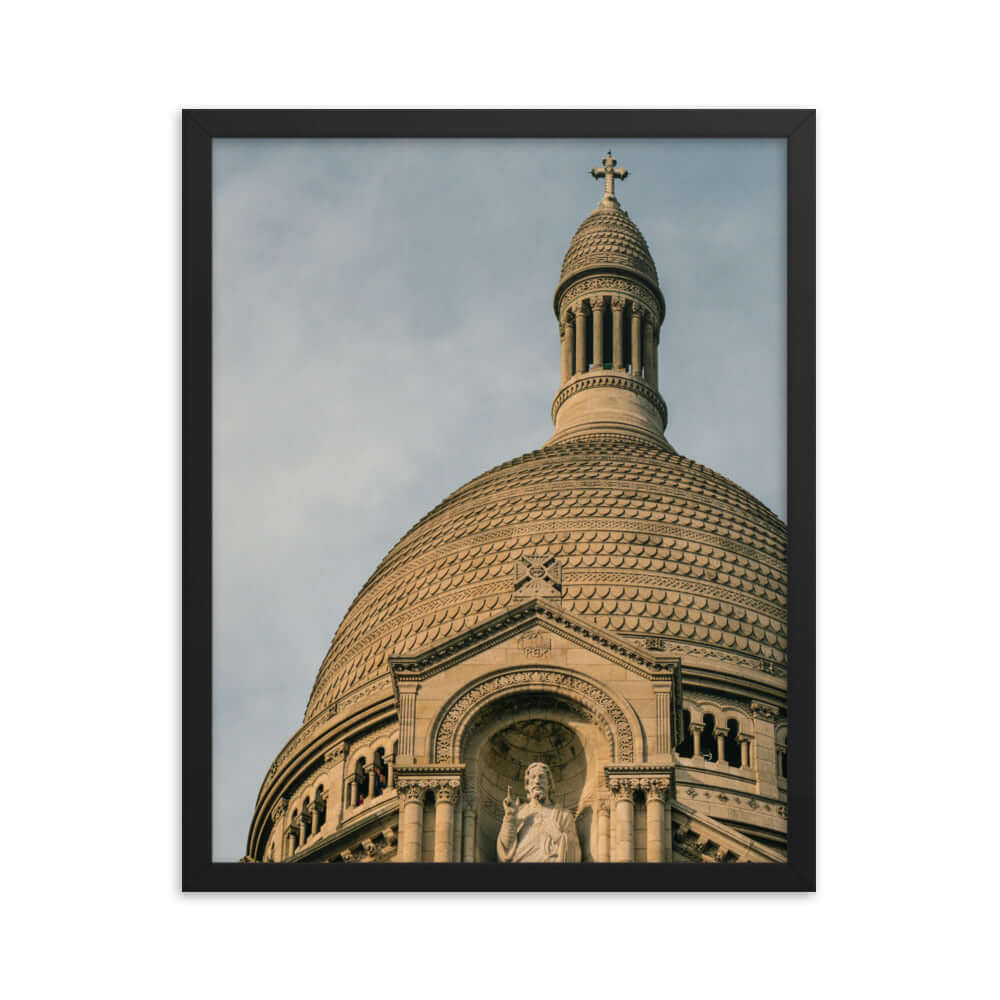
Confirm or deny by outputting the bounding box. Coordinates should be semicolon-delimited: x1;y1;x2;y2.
388;598;679;695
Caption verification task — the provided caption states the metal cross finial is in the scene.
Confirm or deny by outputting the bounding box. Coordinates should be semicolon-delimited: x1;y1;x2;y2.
591;150;628;202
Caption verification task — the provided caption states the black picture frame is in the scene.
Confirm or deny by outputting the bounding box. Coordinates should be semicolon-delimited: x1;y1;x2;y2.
183;109;815;892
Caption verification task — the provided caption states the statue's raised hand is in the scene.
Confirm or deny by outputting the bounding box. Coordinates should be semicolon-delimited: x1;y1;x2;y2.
503;784;519;818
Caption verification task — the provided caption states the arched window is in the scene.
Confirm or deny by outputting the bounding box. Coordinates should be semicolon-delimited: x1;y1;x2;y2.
315;785;326;827
677;709;694;758
724;719;742;767
701;713;717;762
354;757;367;806
779;744;788;779
373;748;386;798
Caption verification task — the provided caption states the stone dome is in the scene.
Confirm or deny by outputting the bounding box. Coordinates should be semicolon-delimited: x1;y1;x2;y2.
304;432;787;723
558;203;660;291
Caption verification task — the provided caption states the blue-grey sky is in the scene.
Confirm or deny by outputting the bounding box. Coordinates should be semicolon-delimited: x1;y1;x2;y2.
212;139;785;860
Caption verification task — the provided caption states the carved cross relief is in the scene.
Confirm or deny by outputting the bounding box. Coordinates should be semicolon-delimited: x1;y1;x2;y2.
514;555;562;597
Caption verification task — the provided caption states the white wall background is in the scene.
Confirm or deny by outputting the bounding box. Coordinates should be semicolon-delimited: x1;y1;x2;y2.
3;2;996;998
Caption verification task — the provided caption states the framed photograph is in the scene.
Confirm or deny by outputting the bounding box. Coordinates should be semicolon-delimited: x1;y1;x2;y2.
183;109;815;891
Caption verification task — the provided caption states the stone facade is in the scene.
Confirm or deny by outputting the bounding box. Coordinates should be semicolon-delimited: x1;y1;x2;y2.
245;154;787;864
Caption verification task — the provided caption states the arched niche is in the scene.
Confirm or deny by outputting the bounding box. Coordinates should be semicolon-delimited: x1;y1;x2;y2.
429;666;641;766
461;695;609;863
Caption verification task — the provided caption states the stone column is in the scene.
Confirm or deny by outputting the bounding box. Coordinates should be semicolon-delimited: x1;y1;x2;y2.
611;297;625;370
285;828;297;858
397;782;426;863
452;791;464;861
610;780;636;862
643;316;656;387
740;736;752;769
323;744;347;827
597;801;611;863
561;314;574;384
591;298;605;369
462;805;477;862
385;753;395;789
751;702;780;798
270;798;288;861
643;780;668;863
575;302;589;374
433;780;460;863
299;812;309;845
348;780;358;808
366;763;376;801
716;730;728;764
690;722;704;758
630;307;642;377
309;802;320;837
777;745;787;778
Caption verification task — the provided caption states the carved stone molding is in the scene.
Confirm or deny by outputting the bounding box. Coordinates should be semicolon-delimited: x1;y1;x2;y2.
551;371;667;426
751;701;780;723
516;627;553;658
269;797;288;822
559;275;662;327
433;666;636;763
610;296;626;311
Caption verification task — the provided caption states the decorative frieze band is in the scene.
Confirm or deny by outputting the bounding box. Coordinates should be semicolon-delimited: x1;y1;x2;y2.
558;275;662;327
551;371;668;426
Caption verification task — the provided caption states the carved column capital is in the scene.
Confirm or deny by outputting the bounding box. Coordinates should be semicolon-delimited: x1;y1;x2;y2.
689;722;705;733
590;296;605;312
576;298;591;314
269;797;288;822
324;743;347;764
640;777;670;802
751;702;780;723
398;781;428;804
608;777;636;803
432;779;461;804
610;296;626;311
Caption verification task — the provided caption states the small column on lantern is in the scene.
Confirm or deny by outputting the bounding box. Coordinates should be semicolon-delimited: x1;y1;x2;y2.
611;297;625;369
630;306;642;377
561;313;574;384
643;315;656;387
575;301;589;374
592;298;605;369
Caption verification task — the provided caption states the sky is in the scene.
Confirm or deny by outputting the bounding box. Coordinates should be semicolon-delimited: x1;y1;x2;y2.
212;138;786;860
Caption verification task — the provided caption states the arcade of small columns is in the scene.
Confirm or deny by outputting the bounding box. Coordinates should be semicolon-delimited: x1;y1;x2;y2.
687;723;753;767
559;296;660;390
394;770;673;863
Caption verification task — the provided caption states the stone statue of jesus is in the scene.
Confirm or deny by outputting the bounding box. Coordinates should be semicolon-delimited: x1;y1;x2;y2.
497;761;581;863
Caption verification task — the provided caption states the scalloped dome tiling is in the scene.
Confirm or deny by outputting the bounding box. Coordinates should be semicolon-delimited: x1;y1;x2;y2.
304;434;787;722
559;203;659;288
